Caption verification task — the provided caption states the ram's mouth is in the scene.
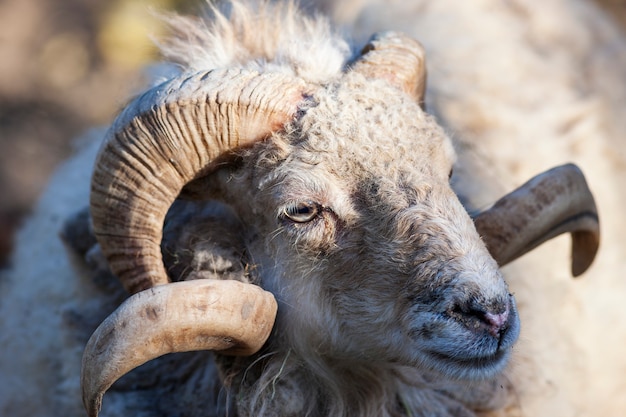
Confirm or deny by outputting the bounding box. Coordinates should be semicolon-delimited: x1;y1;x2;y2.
424;346;511;379
431;348;508;368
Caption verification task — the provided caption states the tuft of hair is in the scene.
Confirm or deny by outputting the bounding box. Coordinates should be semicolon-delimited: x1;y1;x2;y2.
156;0;352;84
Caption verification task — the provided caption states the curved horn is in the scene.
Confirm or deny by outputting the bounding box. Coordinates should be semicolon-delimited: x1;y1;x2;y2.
474;163;600;277
91;68;305;293
351;31;427;107
81;279;277;417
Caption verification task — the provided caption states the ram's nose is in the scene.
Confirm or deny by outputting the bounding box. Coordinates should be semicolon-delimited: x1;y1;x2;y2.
449;295;518;343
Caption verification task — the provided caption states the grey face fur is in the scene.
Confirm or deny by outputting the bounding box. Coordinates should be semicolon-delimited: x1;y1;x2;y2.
220;73;520;380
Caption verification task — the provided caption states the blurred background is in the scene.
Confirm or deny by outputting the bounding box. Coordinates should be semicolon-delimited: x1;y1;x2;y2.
0;0;198;267
0;0;624;268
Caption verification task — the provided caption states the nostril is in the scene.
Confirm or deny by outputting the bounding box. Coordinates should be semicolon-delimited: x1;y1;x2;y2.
482;307;510;338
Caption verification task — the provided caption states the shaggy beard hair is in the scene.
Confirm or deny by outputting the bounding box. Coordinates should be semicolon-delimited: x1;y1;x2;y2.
230;350;476;417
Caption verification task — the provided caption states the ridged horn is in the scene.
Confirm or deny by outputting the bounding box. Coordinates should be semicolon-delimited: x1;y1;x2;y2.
81;279;277;417
91;68;305;294
351;31;427;107
474;163;600;277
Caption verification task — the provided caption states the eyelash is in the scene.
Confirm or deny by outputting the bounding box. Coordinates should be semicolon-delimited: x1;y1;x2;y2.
281;201;323;223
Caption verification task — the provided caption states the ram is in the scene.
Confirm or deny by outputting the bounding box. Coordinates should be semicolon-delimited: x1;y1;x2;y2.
1;1;619;416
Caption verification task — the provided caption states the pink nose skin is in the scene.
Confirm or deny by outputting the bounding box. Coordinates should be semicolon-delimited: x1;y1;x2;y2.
483;304;510;338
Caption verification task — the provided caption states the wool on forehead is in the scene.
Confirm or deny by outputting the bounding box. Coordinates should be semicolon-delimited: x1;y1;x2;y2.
282;73;455;181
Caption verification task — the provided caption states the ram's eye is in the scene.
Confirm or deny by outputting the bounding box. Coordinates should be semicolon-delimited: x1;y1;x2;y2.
282;201;321;223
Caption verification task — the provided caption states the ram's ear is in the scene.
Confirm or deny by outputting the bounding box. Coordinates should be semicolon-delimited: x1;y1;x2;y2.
351;31;427;109
81;279;277;417
474;164;600;277
161;199;249;282
60;200;249;285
